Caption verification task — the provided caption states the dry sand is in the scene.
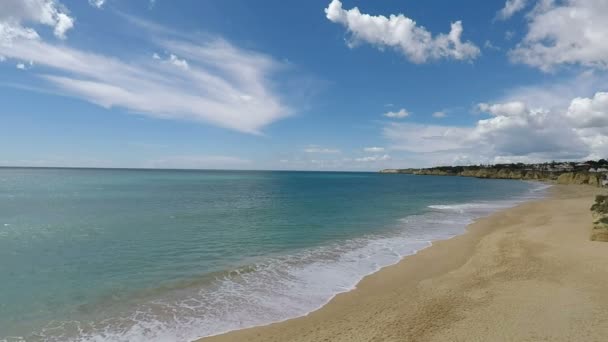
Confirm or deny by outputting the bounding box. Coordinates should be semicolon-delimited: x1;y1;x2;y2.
198;185;608;342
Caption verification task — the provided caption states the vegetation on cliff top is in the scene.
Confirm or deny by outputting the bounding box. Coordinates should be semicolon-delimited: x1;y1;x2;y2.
380;160;608;187
591;195;608;216
385;159;608;175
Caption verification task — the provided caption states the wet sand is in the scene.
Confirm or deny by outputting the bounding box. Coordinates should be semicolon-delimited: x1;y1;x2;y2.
198;184;608;342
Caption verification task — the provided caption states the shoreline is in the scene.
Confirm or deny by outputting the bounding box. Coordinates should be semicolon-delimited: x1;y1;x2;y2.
198;184;608;342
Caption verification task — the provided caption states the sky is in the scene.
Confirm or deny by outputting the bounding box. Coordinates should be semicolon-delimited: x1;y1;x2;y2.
1;0;608;171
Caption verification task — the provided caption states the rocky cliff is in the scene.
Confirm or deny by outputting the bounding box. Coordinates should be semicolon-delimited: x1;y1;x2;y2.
380;168;605;187
590;195;608;242
556;172;603;186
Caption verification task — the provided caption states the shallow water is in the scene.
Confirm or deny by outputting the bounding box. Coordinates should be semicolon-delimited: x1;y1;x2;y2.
0;168;548;341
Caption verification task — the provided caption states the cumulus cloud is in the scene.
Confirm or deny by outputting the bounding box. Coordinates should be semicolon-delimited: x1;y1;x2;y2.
497;70;607;110
472;101;587;158
383;91;608;166
364;147;385;152
324;0;480;63
0;10;292;134
384;108;410;118
511;0;608;71
566;92;608;128
0;0;74;40
496;0;527;20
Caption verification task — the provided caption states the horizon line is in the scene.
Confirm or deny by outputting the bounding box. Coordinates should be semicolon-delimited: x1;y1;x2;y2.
0;165;380;173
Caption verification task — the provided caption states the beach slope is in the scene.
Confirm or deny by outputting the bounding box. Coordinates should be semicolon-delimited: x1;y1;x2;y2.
199;185;608;342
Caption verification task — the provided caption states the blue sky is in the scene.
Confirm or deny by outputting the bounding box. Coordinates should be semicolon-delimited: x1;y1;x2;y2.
1;0;608;170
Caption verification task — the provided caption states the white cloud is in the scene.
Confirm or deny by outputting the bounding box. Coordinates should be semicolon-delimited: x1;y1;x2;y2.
432;111;447;118
382;91;608;166
355;154;391;162
364;147;385;152
496;0;527;20
502;71;605;111
484;40;501;51
385;122;472;154
16;62;25;69
566;92;608;128
168;54;188;70
471;101;587;159
276;155;399;171
0;0;75;40
384;108;410;118
477;101;528;117
53;12;73;39
0;16;291;133
88;0;106;8
152;52;161;60
303;146;341;154
511;0;608;71
324;0;480;63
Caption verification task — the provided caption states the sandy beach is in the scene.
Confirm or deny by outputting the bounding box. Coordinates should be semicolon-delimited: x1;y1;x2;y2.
199;184;608;342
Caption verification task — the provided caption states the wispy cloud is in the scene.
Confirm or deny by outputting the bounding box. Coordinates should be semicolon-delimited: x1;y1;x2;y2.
496;0;527;20
355;154;391;162
303;146;341;154
432;111;447;118
88;0;106;9
0;7;292;134
384;108;410;118
364;147;385;152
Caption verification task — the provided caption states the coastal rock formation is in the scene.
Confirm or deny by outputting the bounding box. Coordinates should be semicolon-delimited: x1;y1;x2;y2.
590;195;608;242
557;172;603;186
380;167;604;187
413;169;454;176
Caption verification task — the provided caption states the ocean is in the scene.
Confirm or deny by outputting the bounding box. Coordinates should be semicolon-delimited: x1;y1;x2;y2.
0;168;549;342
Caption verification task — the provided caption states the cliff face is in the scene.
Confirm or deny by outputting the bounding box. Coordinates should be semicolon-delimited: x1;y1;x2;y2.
379;168;605;187
413;169;455;176
591;195;608;242
557;172;603;186
458;169;559;180
378;169;401;174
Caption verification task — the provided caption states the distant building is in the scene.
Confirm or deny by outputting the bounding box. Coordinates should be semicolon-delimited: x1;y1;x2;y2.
547;163;574;172
575;163;591;171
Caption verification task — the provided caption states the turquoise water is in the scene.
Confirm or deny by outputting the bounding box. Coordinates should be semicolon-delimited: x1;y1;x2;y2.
0;168;548;341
